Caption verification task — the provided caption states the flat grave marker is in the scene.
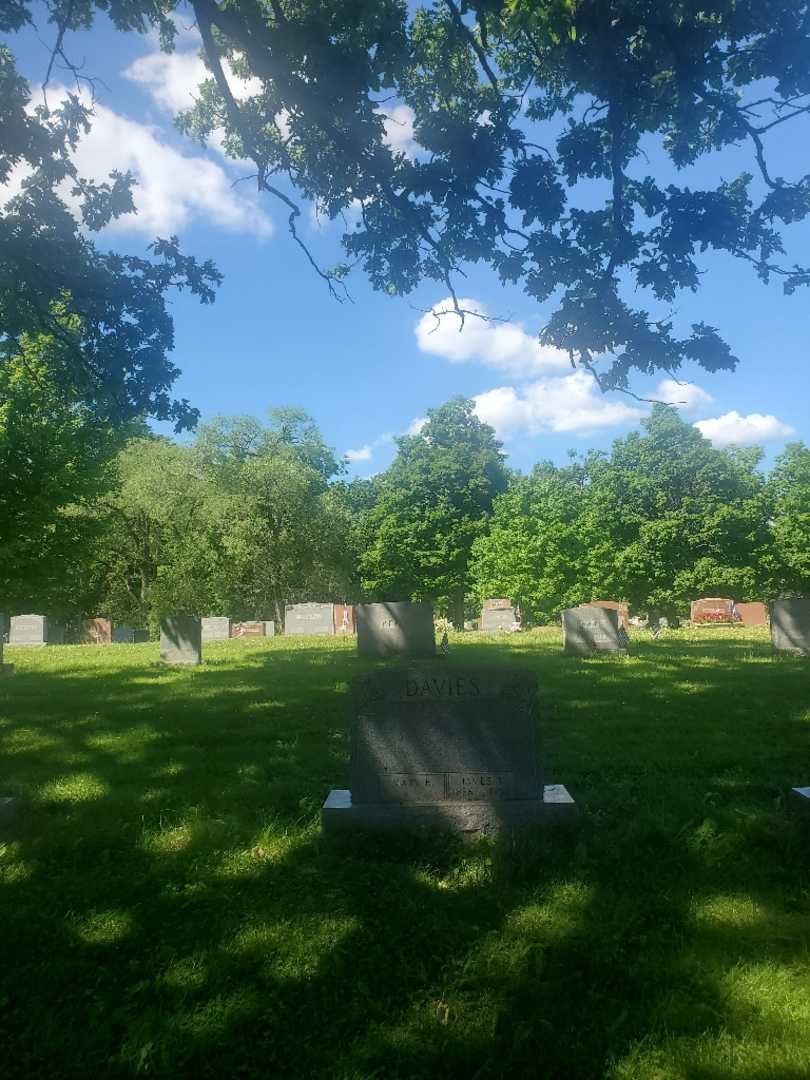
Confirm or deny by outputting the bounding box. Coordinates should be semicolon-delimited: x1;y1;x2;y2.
322;664;576;834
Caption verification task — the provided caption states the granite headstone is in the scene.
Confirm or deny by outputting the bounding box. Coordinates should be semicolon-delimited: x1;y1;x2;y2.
201;617;231;641
578;600;630;630
112;626;149;644
322;664;576;833
9;615;49;646
736;601;768;626
355;601;436;657
771;599;810;655
334;604;355;635
562;606;628;654
480;600;517;632
690;597;736;624
232;620;265;637
159;616;202;665
80;618;112;645
264;621;276;637
284;602;335;636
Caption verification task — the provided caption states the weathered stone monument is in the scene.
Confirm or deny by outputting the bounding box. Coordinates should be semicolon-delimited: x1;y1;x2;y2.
9;615;53;646
322;664;576;834
578;600;630;630
562;606;628;654
159;616;202;665
232;620;265;637
771;599;810;655
480;599;517;632
735;602;768;626
356;602;436;657
284;602;335;636
201;617;231;641
112;626;149;644
80;618;112;644
690;597;736;623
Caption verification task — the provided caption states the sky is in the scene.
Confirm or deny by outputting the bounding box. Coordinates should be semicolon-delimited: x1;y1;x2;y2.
4;4;809;477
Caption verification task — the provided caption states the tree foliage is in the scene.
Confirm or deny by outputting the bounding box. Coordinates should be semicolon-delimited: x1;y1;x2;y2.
34;0;810;390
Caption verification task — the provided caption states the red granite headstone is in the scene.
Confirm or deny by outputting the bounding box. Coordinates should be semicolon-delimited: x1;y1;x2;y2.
690;598;736;623
735;602;768;626
334;604;355;634
80;618;112;644
231;621;265;637
483;598;512;610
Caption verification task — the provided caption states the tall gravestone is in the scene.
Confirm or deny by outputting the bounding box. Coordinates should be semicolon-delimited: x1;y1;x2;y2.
284;603;335;636
9;615;49;646
160;616;202;665
562;606;628;655
356;602;435;657
480;599;517;632
771;599;810;655
322;665;576;833
201;617;231;640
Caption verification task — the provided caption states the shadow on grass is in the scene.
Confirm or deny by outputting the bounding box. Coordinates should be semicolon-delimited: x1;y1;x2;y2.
1;633;809;1077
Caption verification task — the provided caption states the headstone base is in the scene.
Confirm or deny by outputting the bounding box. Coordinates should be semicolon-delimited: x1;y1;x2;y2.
321;784;577;835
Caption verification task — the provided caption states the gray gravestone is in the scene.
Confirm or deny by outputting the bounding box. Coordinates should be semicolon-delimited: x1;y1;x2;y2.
159;616;202;665
771;599;810;655
201;617;231;641
284;602;335;636
9;614;48;646
789;786;810;811
356;602;436;657
264;621;276;637
112;626;149;644
322;664;576;834
562;606;628;655
480;602;516;632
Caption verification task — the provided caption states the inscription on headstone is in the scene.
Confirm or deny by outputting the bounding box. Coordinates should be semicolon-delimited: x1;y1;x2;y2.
690;597;736;624
9;615;49;646
159;616;202;665
578;600;630;630
355;602;436;657
322;665;576;833
201;617;231;641
562;607;628;654
284;603;335;636
771;599;810;655
232;620;265;637
480;600;517;632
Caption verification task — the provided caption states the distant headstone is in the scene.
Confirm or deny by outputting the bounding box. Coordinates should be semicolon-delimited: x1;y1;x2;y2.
112;626;149;644
9;615;49;646
334;603;355;635
80;618;112;645
201;617;231;640
322;665;576;834
579;600;630;631
690;598;736;624
159;616;202;665
735;602;768;627
232;620;265;637
789;786;810;811
264;621;276;637
355;602;436;657
562;607;628;655
284;602;335;636
771;599;810;655
480;600;517;632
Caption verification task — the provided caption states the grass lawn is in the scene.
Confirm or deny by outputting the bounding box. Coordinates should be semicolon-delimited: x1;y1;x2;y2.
1;628;809;1079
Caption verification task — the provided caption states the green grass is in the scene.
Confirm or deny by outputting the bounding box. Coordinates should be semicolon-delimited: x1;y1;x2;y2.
1;629;809;1079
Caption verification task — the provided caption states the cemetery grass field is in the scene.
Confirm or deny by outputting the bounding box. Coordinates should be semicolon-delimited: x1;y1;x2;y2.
1;630;809;1080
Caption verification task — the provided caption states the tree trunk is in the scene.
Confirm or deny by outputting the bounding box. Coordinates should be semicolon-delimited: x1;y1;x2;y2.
449;586;465;631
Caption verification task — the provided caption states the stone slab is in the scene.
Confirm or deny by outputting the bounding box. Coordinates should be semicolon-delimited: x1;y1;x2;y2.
159;616;202;665
690;597;735;624
771;599;810;655
264;621;276;637
736;602;768;626
112;626;149;644
334;604;355;635
355;602;435;657
201;617;231;640
284;602;335;636
232;620;265;637
80;618;112;645
8;614;49;646
322;785;577;834
480;605;516;632
483;598;513;611
562;607;628;654
579;600;630;631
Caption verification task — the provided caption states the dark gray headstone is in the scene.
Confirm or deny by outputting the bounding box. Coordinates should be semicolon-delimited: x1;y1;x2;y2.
789;786;810;811
562;606;628;654
355;602;436;657
771;599;810;655
322;665;575;834
201;617;231;641
159;616;202;665
9;614;48;646
480;604;516;632
284;603;334;636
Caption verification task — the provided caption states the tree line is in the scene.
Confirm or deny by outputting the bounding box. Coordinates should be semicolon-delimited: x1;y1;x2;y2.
2;347;808;629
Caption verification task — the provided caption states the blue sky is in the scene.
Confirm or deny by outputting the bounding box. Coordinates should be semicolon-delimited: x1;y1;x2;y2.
5;5;809;476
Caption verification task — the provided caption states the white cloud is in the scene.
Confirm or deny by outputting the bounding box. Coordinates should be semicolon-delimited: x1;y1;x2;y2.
125;48;262;115
694;411;795;448
405;416;427;437
378;104;417;158
473;371;644;439
656;378;713;415
345;444;373;463
416;297;571;378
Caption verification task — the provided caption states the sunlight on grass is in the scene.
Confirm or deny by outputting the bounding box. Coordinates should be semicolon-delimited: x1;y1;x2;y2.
73;909;135;945
40;772;110;803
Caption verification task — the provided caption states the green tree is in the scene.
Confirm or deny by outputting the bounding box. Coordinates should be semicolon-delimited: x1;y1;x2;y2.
358;397;508;626
766;442;810;595
33;0;810;390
